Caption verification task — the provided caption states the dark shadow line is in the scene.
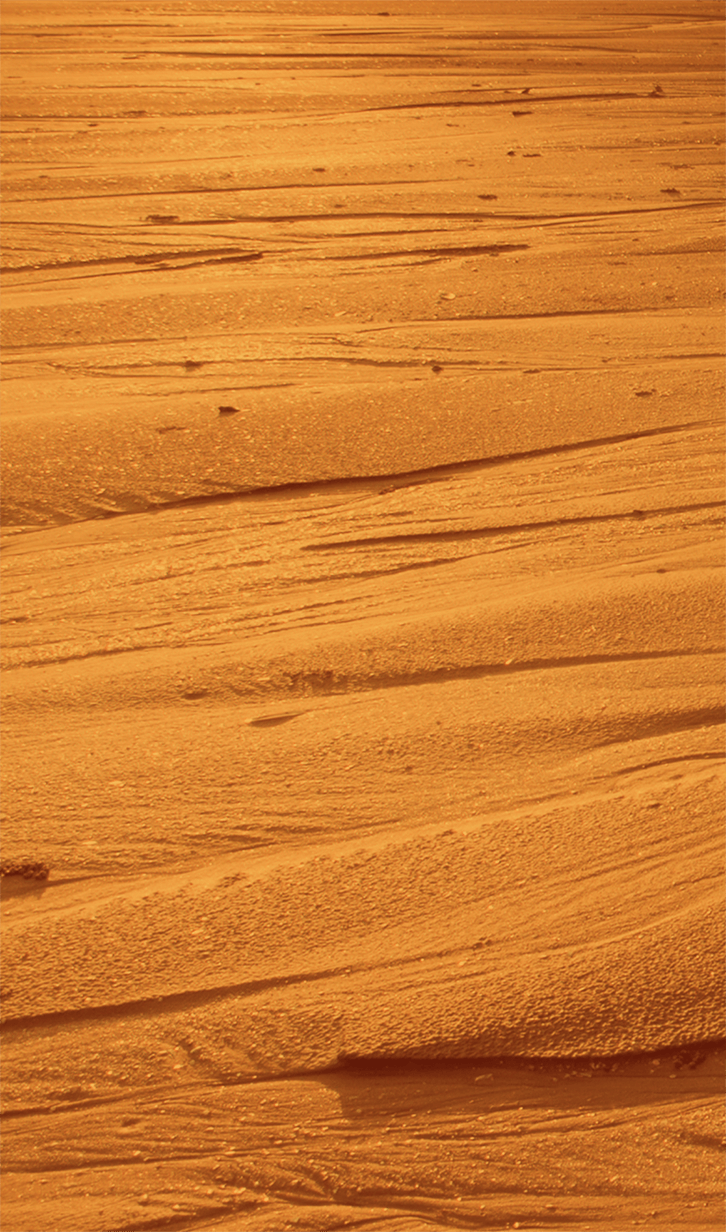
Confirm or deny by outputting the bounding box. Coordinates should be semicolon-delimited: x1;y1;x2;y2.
303;500;725;552
295;662;726;699
3;419;714;534
0;968;345;1033
360;90;644;112
0;248;262;275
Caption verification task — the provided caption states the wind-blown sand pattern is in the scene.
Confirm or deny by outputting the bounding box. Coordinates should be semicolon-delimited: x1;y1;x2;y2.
1;2;724;1229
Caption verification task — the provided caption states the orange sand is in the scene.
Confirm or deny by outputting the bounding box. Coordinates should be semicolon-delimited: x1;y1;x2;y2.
1;3;724;1229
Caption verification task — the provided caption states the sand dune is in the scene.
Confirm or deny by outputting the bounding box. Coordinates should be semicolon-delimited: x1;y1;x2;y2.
1;2;724;1229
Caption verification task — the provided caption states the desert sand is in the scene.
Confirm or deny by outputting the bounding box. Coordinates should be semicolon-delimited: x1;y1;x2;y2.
1;2;724;1229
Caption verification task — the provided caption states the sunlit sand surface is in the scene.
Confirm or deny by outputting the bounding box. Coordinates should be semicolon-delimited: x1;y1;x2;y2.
1;3;724;1229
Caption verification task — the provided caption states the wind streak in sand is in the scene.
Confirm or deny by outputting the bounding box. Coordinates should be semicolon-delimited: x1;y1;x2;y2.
1;2;724;1231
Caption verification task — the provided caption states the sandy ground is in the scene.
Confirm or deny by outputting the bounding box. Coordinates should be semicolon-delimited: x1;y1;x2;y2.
1;2;724;1229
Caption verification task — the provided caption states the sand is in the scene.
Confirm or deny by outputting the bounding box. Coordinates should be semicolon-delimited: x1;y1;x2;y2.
1;2;724;1229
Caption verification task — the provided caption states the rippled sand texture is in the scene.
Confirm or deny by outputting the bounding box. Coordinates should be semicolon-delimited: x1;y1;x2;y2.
1;2;725;1230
